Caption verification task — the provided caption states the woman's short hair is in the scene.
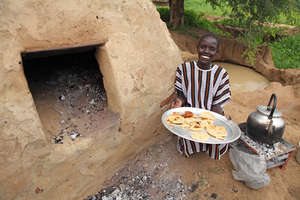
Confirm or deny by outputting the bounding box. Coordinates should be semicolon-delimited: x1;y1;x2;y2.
197;33;220;51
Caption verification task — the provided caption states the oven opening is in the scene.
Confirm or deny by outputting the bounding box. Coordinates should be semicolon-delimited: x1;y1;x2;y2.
22;45;119;143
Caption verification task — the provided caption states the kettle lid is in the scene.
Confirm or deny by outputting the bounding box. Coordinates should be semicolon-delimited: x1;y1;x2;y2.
257;105;282;118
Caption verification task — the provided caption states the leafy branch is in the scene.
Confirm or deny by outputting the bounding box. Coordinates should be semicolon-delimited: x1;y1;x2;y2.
206;0;294;65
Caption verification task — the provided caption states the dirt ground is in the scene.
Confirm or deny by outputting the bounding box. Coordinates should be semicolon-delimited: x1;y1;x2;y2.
84;33;300;200
83;87;300;200
84;83;300;200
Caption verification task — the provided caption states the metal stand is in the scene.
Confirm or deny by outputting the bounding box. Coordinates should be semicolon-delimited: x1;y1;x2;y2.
235;123;296;170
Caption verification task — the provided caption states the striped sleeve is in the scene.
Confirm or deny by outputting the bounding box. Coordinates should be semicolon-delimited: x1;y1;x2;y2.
174;65;183;92
212;69;231;107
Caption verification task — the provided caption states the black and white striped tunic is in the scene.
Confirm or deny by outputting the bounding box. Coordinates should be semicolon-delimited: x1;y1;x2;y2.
175;61;231;160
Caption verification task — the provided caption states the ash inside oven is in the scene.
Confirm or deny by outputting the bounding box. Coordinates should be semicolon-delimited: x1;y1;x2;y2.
22;47;117;143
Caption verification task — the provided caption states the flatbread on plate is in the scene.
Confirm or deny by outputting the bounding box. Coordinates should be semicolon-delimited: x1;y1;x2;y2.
200;111;216;120
206;125;227;140
166;114;184;124
189;121;204;131
165;110;227;141
191;132;210;141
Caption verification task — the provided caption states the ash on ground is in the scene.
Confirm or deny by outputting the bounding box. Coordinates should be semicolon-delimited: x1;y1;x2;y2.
84;136;186;200
23;49;111;143
84;169;185;200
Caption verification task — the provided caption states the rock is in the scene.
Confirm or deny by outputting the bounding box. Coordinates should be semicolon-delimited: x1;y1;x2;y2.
119;184;126;191
142;176;147;182
70;131;80;140
89;99;96;105
111;188;120;195
211;193;217;199
35;187;43;194
53;136;63;144
188;182;199;193
59;95;65;100
232;186;238;193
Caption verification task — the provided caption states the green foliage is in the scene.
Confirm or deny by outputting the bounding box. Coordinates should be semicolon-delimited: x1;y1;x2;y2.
220;20;289;64
157;7;170;23
269;34;300;69
157;7;223;35
184;0;228;16
283;0;300;26
181;0;300;26
207;0;291;25
183;9;223;34
206;0;294;65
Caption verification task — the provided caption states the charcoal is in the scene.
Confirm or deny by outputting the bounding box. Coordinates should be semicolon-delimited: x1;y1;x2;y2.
59;95;66;101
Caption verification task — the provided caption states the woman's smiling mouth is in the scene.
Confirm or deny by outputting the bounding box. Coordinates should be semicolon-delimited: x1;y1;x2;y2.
201;55;210;60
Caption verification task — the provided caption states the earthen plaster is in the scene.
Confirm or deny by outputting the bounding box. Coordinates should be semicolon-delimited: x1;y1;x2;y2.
0;0;182;199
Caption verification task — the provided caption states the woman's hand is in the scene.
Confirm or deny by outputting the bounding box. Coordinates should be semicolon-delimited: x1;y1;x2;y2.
211;104;224;116
170;97;183;108
211;104;232;120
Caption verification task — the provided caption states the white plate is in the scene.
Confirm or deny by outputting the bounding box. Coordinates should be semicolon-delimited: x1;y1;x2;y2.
161;107;241;144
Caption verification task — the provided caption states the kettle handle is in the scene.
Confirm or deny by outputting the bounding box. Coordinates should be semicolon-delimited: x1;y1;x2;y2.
267;93;277;119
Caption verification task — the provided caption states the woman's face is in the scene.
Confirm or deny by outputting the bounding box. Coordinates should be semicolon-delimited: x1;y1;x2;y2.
197;37;218;66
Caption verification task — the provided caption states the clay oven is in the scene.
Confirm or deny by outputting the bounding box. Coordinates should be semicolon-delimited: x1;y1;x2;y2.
0;0;182;199
21;44;117;143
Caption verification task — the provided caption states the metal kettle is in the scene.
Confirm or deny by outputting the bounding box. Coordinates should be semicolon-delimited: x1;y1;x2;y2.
246;94;285;145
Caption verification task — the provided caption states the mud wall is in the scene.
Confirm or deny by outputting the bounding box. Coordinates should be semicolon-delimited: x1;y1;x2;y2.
0;0;182;199
215;38;300;88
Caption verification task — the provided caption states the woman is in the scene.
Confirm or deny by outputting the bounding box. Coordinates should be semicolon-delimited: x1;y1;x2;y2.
171;33;231;160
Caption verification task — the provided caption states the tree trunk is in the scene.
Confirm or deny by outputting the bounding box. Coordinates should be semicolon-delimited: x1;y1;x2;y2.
169;0;184;29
